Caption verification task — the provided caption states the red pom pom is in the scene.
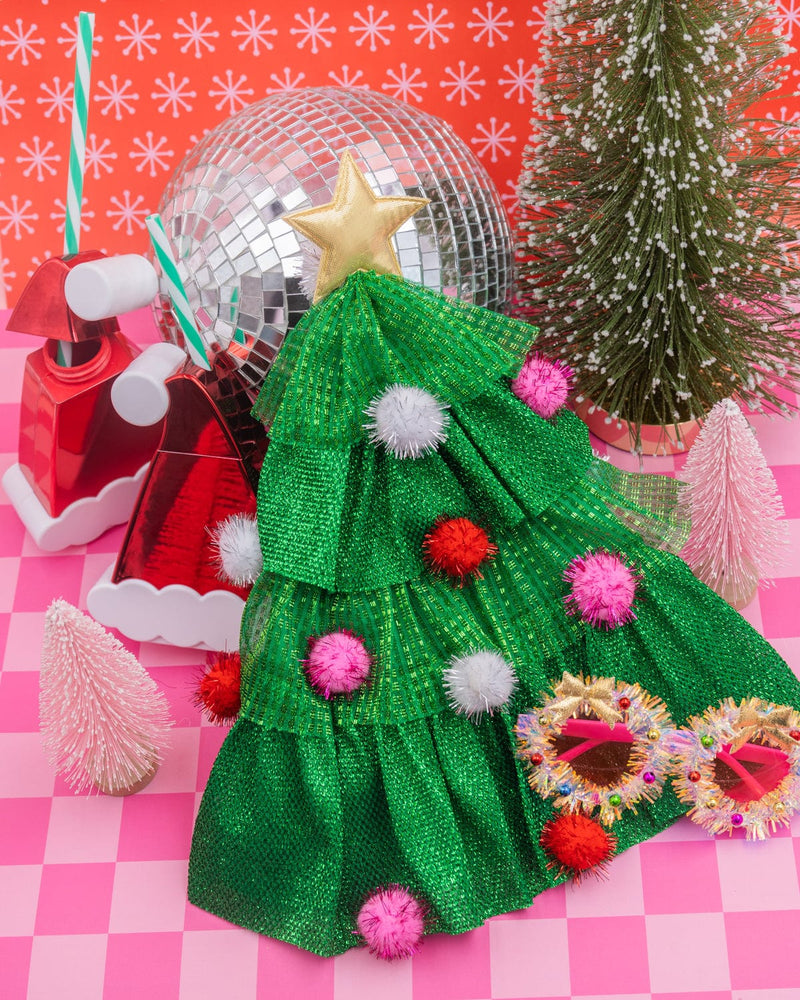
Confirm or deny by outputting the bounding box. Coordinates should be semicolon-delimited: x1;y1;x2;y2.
304;629;372;698
357;885;427;960
423;517;498;583
563;549;639;628
511;353;574;419
195;651;241;725
540;812;616;880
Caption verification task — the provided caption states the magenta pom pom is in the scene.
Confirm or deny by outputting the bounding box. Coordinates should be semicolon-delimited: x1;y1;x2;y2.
357;885;427;960
511;352;574;419
563;550;639;628
304;629;372;698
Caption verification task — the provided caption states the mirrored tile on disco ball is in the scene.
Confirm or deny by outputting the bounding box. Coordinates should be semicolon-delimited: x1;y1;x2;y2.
154;87;513;401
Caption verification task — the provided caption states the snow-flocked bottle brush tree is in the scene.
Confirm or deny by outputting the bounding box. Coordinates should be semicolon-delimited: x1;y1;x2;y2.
515;0;800;447
680;398;787;608
40;600;173;795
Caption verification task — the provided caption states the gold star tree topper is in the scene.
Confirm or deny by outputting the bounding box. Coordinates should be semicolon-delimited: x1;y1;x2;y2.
283;149;429;303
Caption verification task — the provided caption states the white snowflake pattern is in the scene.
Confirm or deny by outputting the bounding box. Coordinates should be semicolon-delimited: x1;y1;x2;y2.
328;65;367;88
50;197;95;235
525;8;547;40
266;68;307;92
16;137;61;183
498;59;536;104
350;7;395;51
407;5;453;49
107;191;149;236
382;63;428;103
56;20;103;58
232;10;277;55
115;14;161;61
766;105;800;123
440;62;485;106
187;129;212;149
209;71;254;115
130;132;174;178
27;256;46;280
471;118;517;163
765;106;800;154
85;135;117;180
1;257;17;294
36;77;73;123
94;76;140;120
290;8;336;54
152;73;196;118
174;12;219;59
501;179;519;214
0;81;24;126
0;19;45;66
0;195;39;240
778;1;800;38
466;3;513;47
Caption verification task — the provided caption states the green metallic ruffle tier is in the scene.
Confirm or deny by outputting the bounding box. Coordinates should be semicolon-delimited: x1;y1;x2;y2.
189;272;800;956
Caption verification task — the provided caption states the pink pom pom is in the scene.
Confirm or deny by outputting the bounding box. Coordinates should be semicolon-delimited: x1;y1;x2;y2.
511;353;574;419
563;550;639;628
304;629;372;698
357;885;427;960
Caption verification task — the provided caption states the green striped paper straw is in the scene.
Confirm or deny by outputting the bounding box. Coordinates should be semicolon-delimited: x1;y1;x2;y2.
146;214;211;371
63;11;94;257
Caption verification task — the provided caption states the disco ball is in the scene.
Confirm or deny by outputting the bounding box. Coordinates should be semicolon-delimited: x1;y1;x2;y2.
154;87;513;396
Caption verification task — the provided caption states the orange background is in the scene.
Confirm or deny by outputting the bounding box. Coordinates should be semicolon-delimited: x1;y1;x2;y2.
1;0;799;308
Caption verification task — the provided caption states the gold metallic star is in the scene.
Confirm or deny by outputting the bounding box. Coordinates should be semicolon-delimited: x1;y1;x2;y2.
284;149;429;303
550;672;623;728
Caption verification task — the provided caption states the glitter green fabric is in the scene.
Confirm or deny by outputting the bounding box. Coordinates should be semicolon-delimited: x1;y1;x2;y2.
251;271;535;447
189;271;800;956
256;385;594;592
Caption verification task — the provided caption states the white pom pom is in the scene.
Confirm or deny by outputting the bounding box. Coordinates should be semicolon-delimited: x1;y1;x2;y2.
364;384;449;459
442;650;517;720
210;513;263;587
299;241;322;302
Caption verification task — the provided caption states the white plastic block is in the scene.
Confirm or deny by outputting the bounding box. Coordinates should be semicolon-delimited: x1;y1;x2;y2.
111;342;186;426
64;254;159;321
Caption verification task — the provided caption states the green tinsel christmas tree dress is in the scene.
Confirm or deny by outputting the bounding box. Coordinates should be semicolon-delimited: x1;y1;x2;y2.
188;154;800;958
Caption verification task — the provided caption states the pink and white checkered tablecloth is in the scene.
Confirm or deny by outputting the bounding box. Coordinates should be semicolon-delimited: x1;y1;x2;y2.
2;308;800;1000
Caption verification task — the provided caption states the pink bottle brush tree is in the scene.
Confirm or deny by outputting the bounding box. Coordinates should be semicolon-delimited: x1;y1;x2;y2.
40;599;173;794
680;399;787;609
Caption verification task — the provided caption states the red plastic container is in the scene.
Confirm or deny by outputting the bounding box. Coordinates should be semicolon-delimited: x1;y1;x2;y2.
8;252;162;518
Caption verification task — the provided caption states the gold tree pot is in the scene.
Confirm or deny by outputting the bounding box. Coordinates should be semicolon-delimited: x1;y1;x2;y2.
96;764;159;796
573;397;702;456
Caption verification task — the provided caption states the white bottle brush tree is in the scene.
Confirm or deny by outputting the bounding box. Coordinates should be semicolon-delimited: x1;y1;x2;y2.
680;399;787;608
40;600;173;794
515;0;800;444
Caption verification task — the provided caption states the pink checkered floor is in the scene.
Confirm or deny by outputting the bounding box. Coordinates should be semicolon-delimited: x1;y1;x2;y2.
2;309;800;1000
